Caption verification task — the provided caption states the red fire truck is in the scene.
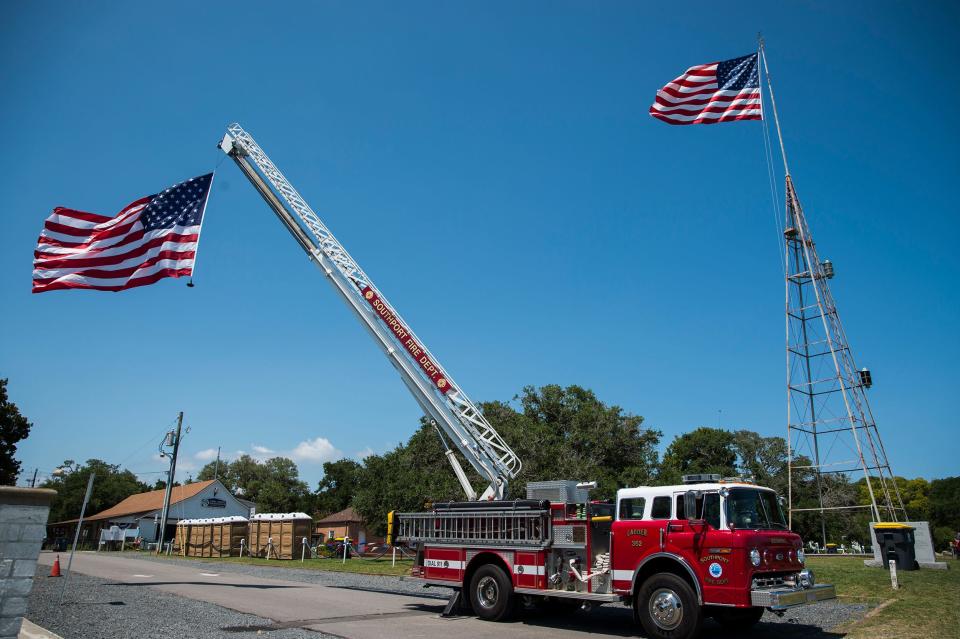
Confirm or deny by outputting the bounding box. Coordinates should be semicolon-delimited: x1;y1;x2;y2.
394;477;835;639
220;125;835;639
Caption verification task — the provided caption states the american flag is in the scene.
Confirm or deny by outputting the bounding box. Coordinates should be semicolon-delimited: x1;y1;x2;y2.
33;173;213;293
650;53;763;125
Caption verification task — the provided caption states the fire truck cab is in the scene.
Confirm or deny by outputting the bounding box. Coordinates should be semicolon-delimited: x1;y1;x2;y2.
398;475;835;639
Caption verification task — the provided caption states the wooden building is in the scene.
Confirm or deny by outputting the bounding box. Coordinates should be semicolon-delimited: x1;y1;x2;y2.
313;507;382;549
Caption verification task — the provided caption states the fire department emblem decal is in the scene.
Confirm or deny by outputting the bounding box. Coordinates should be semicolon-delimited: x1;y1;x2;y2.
365;290;374;300
708;562;723;579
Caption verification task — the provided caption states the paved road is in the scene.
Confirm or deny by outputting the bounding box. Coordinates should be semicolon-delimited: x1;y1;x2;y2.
36;553;849;638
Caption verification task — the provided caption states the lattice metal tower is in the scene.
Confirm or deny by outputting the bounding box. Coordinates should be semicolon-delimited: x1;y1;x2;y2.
783;176;906;544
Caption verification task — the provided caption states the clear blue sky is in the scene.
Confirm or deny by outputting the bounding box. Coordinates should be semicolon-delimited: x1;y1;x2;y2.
1;1;956;489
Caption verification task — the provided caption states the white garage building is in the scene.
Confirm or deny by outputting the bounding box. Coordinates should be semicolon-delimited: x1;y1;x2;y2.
49;479;253;546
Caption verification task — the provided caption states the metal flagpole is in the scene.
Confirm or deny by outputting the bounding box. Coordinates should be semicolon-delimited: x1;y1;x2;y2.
759;38;790;177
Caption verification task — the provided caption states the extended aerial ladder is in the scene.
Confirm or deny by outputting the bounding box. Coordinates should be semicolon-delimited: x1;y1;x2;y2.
218;123;520;500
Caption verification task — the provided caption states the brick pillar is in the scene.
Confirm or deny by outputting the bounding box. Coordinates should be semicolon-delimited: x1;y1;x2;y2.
0;487;57;639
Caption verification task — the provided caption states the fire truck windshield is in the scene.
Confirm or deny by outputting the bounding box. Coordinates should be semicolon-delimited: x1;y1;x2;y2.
725;488;788;530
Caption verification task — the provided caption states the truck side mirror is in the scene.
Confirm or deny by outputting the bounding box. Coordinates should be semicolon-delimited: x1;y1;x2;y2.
684;490;698;520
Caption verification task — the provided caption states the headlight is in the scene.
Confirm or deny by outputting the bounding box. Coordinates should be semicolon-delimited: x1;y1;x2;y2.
750;548;762;567
797;548;805;564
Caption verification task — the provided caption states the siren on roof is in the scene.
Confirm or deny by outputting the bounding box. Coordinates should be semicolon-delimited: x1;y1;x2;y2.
682;474;721;484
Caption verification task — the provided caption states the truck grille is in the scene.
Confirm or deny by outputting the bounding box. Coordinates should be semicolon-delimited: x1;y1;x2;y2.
752;575;788;589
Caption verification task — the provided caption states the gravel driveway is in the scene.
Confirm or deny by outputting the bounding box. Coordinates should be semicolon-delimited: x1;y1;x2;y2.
26;556;867;638
26;566;332;639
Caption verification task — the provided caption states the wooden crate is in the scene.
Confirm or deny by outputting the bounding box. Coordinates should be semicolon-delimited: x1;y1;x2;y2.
247;513;312;559
177;517;248;557
175;522;190;556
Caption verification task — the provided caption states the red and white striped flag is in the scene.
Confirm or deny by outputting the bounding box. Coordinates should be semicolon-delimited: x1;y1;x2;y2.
650;53;763;125
33;173;213;293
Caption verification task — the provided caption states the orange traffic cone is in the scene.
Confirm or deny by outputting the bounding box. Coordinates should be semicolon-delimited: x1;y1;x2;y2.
50;555;61;577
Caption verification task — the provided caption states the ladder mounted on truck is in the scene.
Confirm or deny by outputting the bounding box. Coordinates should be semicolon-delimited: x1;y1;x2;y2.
395;500;552;548
218;123;521;500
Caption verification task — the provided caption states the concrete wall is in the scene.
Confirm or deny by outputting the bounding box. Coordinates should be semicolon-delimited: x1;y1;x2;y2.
0;487;56;639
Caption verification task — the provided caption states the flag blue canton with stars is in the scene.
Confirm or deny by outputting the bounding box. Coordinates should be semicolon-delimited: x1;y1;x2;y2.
141;173;213;231
716;53;760;91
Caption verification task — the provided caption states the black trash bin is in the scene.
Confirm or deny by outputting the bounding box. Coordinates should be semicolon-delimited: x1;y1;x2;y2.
873;523;918;571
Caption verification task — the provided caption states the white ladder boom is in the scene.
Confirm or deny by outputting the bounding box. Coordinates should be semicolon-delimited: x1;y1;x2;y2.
219;123;521;500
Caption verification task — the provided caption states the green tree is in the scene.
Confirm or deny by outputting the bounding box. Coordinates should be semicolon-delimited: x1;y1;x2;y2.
42;459;149;523
196;460;226;487
197;454;311;513
315;459;363;517
856;476;930;522
151;479;181;491
731;430;788;495
929;476;960;531
0;379;32;485
659;427;737;484
257;457;312;513
354;385;661;534
503;384;661;497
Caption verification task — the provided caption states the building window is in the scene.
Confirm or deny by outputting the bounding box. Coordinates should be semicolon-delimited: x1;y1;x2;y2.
329;530;335;540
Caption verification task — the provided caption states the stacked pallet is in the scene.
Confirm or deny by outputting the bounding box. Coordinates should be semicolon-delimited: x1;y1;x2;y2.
246;513;312;559
175;516;249;557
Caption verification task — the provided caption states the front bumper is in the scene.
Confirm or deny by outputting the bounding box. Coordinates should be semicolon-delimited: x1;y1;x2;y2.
750;584;836;610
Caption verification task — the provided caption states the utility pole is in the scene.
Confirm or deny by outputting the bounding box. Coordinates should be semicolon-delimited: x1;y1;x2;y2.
156;412;183;554
30;468;38;488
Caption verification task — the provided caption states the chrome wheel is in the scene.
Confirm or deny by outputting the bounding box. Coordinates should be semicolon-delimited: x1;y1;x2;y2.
476;575;499;609
648;587;683;630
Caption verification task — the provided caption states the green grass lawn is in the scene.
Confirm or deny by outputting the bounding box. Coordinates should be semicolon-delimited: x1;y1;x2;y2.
808;555;959;639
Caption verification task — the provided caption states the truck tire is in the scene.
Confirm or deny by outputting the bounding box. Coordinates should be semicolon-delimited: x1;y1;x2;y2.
635;573;703;639
714;606;764;630
469;564;515;622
